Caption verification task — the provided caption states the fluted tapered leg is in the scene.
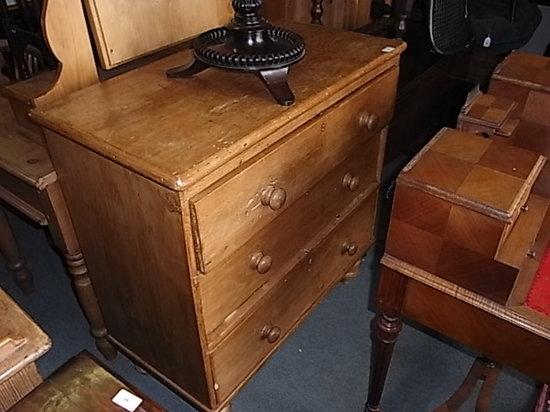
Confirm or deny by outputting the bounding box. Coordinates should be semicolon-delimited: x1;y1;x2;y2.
366;268;408;411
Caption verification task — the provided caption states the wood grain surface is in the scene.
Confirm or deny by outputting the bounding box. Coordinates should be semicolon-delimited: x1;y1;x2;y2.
211;190;377;402
38;22;404;410
83;0;232;69
191;69;396;272
32;23;405;191
199;133;381;339
45;132;213;407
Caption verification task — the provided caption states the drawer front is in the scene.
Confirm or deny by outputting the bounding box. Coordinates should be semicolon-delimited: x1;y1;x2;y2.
191;68;397;273
199;133;383;337
209;190;378;402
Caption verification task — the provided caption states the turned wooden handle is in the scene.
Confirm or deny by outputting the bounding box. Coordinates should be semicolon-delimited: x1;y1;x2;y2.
341;241;358;256
342;173;361;192
261;185;287;210
250;252;273;274
359;112;379;131
261;324;281;343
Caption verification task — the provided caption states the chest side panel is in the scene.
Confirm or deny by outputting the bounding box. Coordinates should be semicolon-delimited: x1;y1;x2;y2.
45;130;212;407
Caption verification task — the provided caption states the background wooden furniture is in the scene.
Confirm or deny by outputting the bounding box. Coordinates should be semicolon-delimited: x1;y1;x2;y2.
0;0;232;360
0;0;117;360
367;128;550;411
82;0;232;69
31;21;405;411
11;352;166;411
490;51;550;112
0;286;51;411
263;0;375;29
487;52;550;199
458;52;550;199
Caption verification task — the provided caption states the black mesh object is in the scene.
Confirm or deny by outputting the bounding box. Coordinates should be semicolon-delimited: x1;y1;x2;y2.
429;0;472;55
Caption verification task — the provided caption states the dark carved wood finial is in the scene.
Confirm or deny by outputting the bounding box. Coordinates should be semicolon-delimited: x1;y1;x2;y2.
311;0;324;25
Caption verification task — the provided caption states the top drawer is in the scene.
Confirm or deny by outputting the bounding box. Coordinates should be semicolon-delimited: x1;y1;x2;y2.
190;68;398;272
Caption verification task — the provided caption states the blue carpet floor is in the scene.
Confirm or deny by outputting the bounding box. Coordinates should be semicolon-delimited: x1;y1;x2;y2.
0;208;539;411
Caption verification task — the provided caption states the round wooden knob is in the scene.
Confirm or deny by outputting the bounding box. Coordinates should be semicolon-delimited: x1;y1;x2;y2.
250;252;273;274
341;242;358;256
261;325;281;343
342;173;361;192
261;185;287;210
359;112;379;131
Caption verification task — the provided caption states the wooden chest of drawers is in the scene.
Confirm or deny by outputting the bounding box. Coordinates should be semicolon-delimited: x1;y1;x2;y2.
31;23;404;411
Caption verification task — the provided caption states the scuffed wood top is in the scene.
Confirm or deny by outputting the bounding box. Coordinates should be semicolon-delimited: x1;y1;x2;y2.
0;287;51;382
32;22;405;191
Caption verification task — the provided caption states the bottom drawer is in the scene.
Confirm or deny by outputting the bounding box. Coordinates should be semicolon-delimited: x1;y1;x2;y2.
209;189;378;402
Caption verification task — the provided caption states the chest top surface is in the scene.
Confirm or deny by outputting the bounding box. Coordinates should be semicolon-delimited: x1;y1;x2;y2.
32;22;404;191
400;128;546;221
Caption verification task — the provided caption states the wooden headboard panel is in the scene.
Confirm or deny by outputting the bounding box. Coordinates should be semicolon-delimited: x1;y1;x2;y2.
83;0;233;69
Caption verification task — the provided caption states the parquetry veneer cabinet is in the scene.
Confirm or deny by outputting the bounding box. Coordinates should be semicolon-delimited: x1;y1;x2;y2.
32;23;404;411
367;128;549;411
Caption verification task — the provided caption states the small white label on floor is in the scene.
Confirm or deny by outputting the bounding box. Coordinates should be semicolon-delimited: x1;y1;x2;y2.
112;389;143;412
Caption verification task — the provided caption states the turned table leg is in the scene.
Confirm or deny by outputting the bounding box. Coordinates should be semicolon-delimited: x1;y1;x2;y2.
65;252;117;360
366;267;408;412
42;183;117;360
0;204;34;294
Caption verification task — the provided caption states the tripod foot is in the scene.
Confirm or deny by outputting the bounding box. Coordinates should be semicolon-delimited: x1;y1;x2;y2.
258;67;295;106
167;58;209;78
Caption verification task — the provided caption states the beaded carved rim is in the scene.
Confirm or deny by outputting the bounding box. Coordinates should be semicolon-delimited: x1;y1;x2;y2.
193;26;306;71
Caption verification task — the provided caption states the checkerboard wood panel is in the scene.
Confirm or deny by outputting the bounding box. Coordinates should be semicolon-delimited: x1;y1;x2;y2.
385;128;547;304
458;92;518;137
489;52;550;110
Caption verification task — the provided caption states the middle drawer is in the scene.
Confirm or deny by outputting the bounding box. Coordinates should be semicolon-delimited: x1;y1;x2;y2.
199;133;382;338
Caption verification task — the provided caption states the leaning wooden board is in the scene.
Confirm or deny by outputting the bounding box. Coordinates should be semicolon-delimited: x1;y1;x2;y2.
32;23;405;411
83;0;233;69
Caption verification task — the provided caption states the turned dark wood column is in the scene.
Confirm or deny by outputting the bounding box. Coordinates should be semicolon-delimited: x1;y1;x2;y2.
366;267;409;412
311;0;324;24
0;204;34;294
